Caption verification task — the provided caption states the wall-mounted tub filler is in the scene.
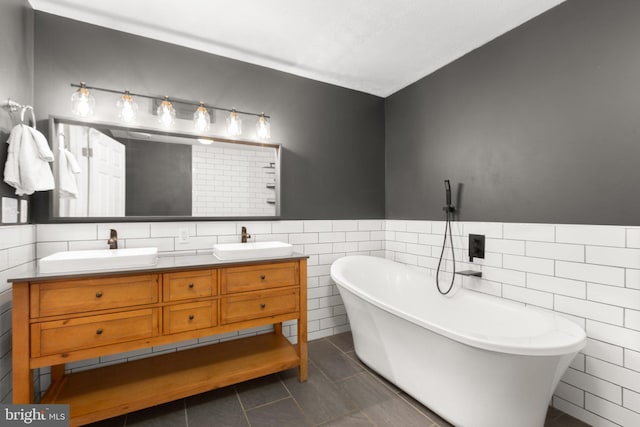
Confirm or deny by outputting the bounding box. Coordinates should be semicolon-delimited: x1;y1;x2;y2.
457;234;484;277
331;255;586;427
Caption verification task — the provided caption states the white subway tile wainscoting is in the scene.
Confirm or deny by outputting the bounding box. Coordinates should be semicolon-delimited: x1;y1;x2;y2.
2;220;640;425
0;225;36;403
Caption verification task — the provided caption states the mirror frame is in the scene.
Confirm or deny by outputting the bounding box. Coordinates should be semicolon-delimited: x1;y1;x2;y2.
44;115;282;223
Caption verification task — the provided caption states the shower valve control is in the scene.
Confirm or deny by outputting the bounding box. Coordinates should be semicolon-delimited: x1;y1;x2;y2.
469;234;485;262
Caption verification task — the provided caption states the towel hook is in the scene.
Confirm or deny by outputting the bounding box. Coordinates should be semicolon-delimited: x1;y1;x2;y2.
20;105;36;129
3;99;21;112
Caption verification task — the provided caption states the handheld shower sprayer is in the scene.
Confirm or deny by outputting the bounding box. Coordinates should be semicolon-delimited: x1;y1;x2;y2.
436;179;456;295
444;179;454;212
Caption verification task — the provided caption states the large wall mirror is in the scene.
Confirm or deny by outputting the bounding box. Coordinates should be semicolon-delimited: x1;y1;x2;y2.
49;116;280;219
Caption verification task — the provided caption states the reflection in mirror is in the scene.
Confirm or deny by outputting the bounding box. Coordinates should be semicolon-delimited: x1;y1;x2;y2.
50;117;280;218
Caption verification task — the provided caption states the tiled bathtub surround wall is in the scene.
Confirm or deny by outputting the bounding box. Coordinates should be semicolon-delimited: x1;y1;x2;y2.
34;220;385;390
192;144;277;217
0;225;36;402
384;220;640;427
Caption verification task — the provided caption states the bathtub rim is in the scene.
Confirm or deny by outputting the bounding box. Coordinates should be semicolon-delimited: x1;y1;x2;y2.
331;255;586;357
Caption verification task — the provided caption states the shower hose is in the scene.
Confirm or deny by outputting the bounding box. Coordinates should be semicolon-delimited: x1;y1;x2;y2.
436;208;456;295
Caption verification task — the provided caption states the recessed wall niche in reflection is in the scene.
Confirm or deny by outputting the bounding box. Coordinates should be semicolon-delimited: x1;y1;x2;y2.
192;144;276;217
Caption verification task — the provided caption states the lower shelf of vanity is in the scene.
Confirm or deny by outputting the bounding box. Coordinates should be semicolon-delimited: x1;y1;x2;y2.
41;333;300;427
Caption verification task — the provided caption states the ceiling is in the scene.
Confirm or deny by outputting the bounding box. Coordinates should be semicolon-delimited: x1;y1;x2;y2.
28;0;565;97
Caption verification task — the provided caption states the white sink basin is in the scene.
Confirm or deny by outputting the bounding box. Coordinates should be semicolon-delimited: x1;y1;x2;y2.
213;241;293;260
39;247;158;274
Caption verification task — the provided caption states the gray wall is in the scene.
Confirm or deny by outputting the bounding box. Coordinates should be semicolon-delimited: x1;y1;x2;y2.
123;138;192;216
33;12;385;221
385;0;640;226
0;0;34;217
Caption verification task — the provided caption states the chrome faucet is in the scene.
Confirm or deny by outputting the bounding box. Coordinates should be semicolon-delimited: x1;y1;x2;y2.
241;226;251;243
107;229;118;249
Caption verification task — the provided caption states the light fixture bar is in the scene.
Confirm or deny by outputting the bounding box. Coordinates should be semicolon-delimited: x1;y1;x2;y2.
70;83;270;119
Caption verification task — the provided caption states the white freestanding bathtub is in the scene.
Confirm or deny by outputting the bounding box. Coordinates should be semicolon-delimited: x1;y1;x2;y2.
330;256;586;427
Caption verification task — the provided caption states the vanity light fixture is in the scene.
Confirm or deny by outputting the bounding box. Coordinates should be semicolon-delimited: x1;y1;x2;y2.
68;83;271;139
197;138;214;145
256;113;271;141
70;82;95;117
157;96;176;128
226;109;242;137
116;90;138;123
193;102;211;132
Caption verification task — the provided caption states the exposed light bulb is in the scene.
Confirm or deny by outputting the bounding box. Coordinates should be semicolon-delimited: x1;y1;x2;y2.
70;82;95;117
116;91;138;123
193;102;211;132
226;109;242;137
256;113;271;141
157;97;176;128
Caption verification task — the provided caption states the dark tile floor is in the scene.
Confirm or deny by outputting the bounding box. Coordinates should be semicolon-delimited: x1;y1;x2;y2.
87;332;591;427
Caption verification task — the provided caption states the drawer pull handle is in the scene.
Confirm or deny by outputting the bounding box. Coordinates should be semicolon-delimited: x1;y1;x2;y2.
96;328;104;335
95;291;103;298
188;283;194;289
189;314;195;320
260;275;266;280
260;303;266;309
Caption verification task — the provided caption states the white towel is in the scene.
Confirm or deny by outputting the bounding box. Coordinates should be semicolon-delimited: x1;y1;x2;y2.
58;142;81;198
3;123;55;195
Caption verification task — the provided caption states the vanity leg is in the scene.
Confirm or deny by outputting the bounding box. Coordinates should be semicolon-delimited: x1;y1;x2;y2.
298;332;308;382
12;282;34;403
274;323;283;336
297;260;308;382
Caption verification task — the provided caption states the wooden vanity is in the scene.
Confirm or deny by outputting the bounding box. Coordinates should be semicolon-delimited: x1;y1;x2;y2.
12;255;307;426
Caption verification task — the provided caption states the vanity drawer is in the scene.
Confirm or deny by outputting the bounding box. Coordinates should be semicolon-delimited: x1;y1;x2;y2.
163;270;217;302
31;308;160;357
221;288;299;324
31;274;159;318
163;301;217;334
221;262;299;294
